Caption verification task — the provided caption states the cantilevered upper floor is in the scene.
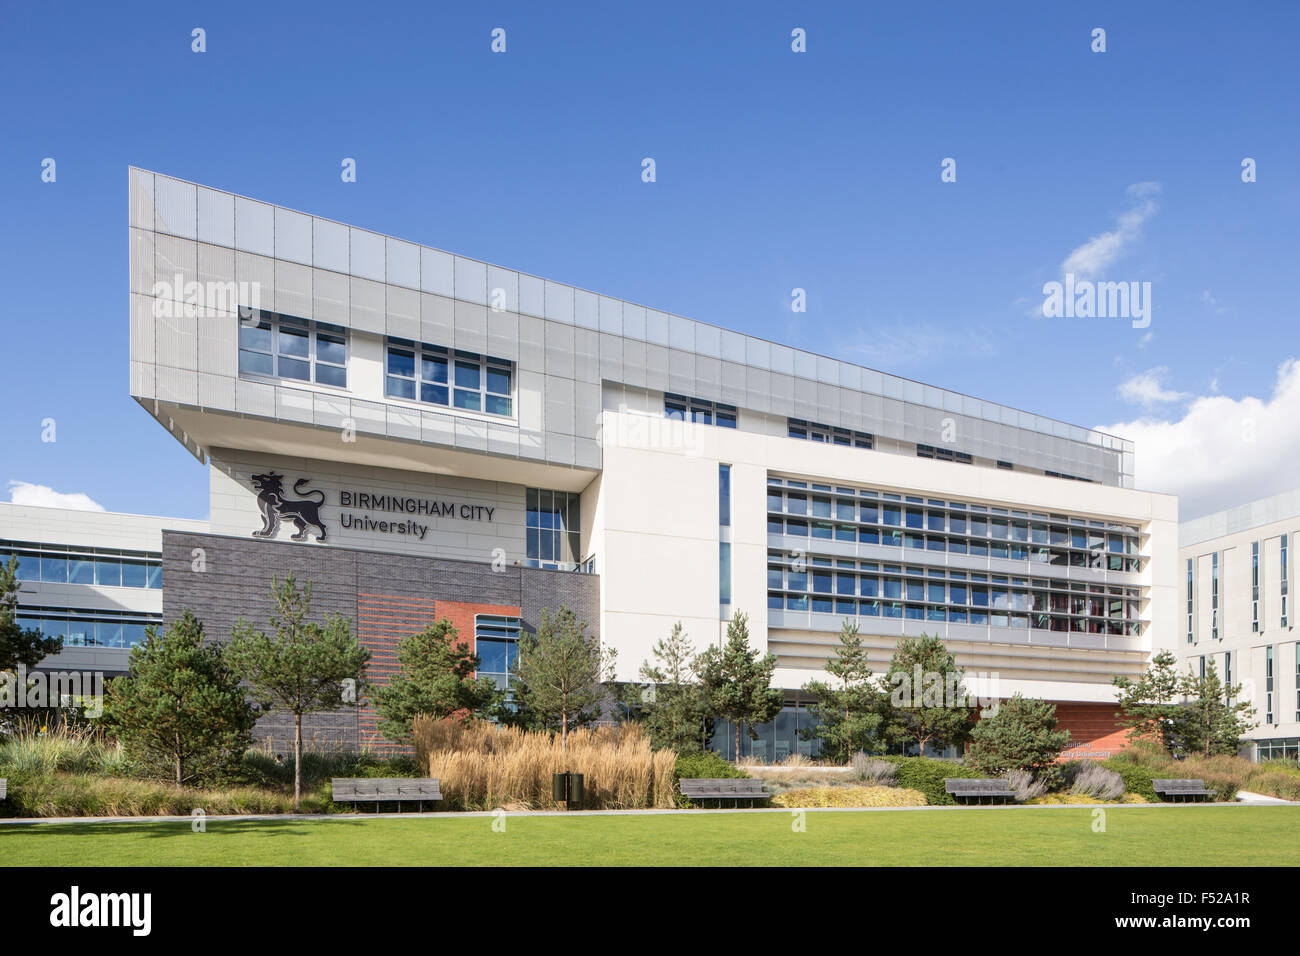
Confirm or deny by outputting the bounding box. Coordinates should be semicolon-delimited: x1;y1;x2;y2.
128;168;1134;490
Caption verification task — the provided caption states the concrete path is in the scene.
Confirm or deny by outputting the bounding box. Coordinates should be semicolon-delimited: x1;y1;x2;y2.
0;799;1288;827
1234;789;1297;805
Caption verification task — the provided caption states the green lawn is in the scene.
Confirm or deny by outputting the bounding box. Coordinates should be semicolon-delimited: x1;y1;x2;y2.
2;805;1296;866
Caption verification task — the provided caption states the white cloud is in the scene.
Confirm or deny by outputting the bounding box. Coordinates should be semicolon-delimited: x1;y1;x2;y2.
7;481;105;512
1061;182;1161;279
1116;367;1191;407
1097;359;1300;519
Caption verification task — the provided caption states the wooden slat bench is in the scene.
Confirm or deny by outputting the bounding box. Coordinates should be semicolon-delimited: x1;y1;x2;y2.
1152;779;1216;802
945;778;1015;804
679;777;771;807
331;778;442;812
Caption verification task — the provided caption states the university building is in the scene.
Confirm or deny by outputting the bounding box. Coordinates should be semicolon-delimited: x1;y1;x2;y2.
2;168;1183;757
1179;488;1300;761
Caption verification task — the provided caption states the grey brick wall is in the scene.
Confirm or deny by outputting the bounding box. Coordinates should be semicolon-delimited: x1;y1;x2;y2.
162;531;600;753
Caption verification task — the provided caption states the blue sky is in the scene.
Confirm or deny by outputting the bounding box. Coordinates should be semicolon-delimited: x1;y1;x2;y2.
2;1;1297;519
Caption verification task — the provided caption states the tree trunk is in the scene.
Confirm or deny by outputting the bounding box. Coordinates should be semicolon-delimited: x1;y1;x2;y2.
174;731;182;787
294;712;303;810
561;709;567;753
735;719;742;763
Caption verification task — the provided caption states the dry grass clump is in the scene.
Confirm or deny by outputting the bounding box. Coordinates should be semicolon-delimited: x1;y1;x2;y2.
1069;763;1126;801
413;717;676;810
1027;792;1147;805
4;773;304;817
771;786;926;808
1002;769;1048;802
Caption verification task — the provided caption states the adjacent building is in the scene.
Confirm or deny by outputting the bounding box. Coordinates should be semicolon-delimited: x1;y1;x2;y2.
1179;489;1300;761
2;168;1187;758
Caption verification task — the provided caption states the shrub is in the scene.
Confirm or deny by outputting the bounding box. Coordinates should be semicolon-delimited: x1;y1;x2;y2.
967;695;1069;776
1027;792;1148;805
1069;763;1126;801
772;785;926;808
850;754;897;786
0;772;301;817
1101;757;1161;802
674;750;747;782
1002;769;1047;802
414;716;676;810
882;756;982;805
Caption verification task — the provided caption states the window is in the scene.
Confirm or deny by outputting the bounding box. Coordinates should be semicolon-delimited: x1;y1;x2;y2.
1186;557;1194;644
0;540;162;590
1265;645;1274;724
386;339;513;416
475;615;521;702
665;394;736;427
1225;651;1232;702
996;460;1014;471
525;489;582;570
1295;644;1300;722
1211;553;1219;640
789;419;872;448
239;311;347;387
719;464;732;609
1282;534;1289;627
916;443;973;464
1252;542;1260;632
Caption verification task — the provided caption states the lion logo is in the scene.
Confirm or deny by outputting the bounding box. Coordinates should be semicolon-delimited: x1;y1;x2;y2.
250;472;328;543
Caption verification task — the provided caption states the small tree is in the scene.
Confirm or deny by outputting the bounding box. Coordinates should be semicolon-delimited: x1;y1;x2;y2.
966;694;1070;776
697;611;782;760
801;619;883;763
1175;660;1256;758
1;555;61;673
1113;649;1184;752
637;621;707;753
512;606;614;751
881;634;974;756
226;574;370;808
102;609;257;785
370;619;502;743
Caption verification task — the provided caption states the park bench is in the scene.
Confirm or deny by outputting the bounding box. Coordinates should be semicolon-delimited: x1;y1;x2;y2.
679;777;771;807
331;778;442;812
1152;779;1216;802
945;778;1015;804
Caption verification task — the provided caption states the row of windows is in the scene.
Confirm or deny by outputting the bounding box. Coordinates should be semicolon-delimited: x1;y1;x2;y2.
2;542;162;590
766;489;1141;571
788;419;874;448
664;393;737;427
916;443;972;464
238;311;348;387
15;608;162;649
385;339;513;417
1256;738;1299;762
766;551;1141;634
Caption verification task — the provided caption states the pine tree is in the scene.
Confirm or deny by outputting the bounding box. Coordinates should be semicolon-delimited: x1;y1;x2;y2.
102;609;257;785
512;606;614;752
697;611;782;760
966;694;1071;775
637;621;707;753
226;574;370;808
370;619;502;743
881;634;975;756
1113;649;1184;751
0;556;61;673
1175;660;1256;758
801;619;882;763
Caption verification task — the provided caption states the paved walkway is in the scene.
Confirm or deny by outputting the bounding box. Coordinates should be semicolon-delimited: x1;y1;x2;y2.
0;799;1288;827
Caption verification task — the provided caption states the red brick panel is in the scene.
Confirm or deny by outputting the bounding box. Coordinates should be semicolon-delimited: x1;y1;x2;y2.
1052;702;1131;761
355;595;519;754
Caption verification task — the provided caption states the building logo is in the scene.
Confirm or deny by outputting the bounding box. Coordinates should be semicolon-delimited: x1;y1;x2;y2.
251;472;328;543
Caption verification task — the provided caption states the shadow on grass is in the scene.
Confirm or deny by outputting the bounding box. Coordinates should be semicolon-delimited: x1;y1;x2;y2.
19;818;375;840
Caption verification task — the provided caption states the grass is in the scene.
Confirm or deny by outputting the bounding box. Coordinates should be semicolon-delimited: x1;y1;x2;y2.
2;806;1296;867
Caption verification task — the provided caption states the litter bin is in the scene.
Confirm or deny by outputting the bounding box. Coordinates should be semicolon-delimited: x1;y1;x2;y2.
552;772;568;803
569;773;584;807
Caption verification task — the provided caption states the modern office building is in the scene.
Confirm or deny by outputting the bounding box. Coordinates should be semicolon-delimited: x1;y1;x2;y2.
1179;489;1300;761
9;167;1183;756
0;503;207;679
